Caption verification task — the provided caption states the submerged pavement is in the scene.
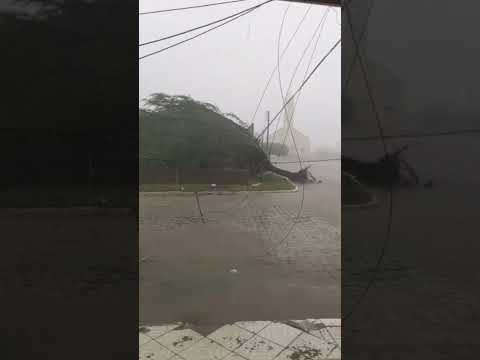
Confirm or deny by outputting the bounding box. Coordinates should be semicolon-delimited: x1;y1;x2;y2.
140;161;341;327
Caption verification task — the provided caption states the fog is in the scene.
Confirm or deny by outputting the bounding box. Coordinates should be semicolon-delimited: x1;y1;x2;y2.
139;0;341;152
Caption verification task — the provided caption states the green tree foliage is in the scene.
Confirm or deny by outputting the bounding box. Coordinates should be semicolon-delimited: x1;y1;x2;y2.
224;113;248;128
140;93;267;170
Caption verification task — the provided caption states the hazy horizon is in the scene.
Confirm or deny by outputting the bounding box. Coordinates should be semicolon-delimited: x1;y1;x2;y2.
139;0;341;152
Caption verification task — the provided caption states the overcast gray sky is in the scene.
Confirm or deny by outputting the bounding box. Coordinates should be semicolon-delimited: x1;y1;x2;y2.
139;0;340;151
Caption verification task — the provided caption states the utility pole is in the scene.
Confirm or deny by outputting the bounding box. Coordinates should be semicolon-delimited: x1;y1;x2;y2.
266;110;270;160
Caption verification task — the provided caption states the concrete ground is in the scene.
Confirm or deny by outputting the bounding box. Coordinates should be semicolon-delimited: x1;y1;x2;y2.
139;319;341;360
139;161;340;328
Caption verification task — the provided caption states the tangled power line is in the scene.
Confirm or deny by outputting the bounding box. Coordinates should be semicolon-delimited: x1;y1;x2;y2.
139;0;273;59
139;0;252;15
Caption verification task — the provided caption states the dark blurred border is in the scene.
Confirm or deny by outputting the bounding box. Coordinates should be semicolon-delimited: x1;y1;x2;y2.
342;0;480;358
1;1;138;359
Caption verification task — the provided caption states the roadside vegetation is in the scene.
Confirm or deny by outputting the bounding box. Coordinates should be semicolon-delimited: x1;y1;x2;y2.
140;93;314;186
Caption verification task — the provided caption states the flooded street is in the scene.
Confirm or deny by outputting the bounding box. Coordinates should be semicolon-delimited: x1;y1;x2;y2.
139;160;341;328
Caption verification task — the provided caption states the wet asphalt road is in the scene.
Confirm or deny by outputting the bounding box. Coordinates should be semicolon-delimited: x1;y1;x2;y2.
139;160;341;329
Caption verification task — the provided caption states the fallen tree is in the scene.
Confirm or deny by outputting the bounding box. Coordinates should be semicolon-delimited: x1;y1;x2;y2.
140;93;317;184
266;163;316;183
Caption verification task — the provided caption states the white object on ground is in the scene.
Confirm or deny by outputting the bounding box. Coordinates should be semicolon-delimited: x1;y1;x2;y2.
229;268;239;274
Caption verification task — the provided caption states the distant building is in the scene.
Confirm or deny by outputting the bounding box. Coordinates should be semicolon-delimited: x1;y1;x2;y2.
270;93;311;156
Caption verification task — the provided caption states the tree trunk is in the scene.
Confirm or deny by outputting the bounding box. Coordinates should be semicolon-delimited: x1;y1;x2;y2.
264;161;314;183
252;144;315;184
